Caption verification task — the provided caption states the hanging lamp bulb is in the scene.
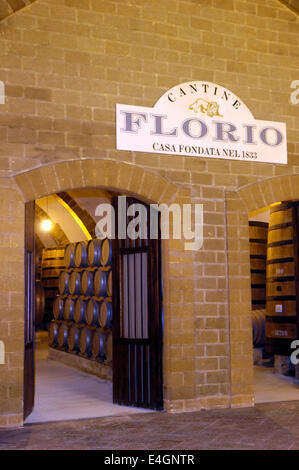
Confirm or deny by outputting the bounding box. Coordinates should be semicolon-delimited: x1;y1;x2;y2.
42;195;52;231
41;219;52;231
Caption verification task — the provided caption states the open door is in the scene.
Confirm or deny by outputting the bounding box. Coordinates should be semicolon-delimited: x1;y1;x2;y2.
24;201;35;419
112;196;163;410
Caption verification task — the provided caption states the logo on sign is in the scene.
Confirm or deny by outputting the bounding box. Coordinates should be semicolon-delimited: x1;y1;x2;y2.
189;98;223;118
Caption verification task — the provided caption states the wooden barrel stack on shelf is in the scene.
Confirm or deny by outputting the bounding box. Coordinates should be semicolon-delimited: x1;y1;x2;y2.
49;238;113;365
265;202;299;356
41;248;66;322
249;221;268;310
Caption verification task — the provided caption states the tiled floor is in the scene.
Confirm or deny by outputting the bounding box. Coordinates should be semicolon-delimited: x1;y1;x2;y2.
2;401;299;449
3;332;299;449
26;358;153;424
254;366;299;403
25;332;152;424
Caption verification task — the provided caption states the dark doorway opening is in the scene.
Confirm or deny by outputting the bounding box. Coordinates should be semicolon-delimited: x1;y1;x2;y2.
23;190;164;423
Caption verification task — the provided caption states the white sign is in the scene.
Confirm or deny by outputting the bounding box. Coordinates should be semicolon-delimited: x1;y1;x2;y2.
116;81;287;165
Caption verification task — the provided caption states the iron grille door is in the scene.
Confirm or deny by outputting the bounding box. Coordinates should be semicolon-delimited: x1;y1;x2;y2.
112;196;163;409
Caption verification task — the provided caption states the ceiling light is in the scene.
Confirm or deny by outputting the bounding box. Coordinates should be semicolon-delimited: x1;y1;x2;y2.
41;219;52;231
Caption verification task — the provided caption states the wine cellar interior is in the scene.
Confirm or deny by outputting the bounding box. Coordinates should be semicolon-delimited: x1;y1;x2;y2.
249;201;299;403
31;188;157;423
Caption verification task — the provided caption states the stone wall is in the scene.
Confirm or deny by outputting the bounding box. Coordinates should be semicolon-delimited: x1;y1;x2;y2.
0;0;298;427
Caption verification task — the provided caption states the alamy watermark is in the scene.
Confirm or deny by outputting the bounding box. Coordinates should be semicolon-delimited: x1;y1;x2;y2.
0;340;5;365
290;80;299;105
291;340;299;365
0;80;5;104
95;196;203;251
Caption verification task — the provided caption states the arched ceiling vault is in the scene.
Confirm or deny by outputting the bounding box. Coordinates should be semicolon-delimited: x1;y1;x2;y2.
0;0;297;24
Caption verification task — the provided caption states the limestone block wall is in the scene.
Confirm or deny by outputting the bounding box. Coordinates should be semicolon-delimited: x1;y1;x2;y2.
0;0;298;427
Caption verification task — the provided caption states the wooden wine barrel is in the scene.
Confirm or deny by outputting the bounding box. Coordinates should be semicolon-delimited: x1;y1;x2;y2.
107;269;112;297
57;323;70;349
87;239;102;267
101;238;112;266
93;269;109;297
86;298;101;326
74;297;88;324
41;248;65;321
58;271;70;295
69;270;82;295
92;329;107;361
53;295;65;320
64;243;76;269
81;270;94;296
100;299;113;330
68;325;81;352
64;296;76;322
252;309;265;348
266;201;298;355
75;241;89;268
249;221;268;310
79;327;94;356
48;321;59;347
35;280;45;326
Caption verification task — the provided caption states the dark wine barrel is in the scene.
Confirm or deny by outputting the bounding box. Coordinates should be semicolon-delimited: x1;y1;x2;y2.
107;269;112;297
79;327;94;356
252;309;265;347
57;323;70;349
35;281;45;326
93;269;109;297
48;321;59;347
69;270;82;295
101;238;112;266
81;270;94;296
64;243;76;269
74;297;88;324
86;298;101;326
75;241;89;268
87;239;102;267
53;295;65;321
58;271;70;295
265;202;298;355
100;299;113;330
64;296;76;322
249;221;268;310
68;325;81;352
92;329;107;361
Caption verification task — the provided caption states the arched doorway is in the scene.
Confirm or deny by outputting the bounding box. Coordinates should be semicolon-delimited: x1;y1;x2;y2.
15;159;194;423
227;174;299;407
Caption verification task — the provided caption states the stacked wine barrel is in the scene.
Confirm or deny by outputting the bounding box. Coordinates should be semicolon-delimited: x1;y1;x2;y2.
249;221;268;310
41;248;65;323
249;221;268;348
265;202;299;356
49;238;113;365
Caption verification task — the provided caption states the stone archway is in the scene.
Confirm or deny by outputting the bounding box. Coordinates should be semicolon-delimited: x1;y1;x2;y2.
13;158;199;419
226;173;299;408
